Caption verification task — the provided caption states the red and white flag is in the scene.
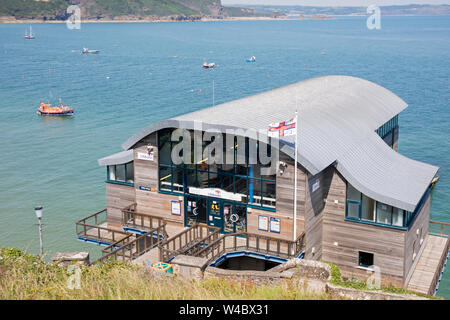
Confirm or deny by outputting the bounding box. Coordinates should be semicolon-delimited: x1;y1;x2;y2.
267;118;296;138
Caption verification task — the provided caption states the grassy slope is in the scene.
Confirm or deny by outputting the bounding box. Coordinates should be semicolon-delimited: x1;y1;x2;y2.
0;248;333;300
0;0;69;17
89;0;200;17
0;0;221;18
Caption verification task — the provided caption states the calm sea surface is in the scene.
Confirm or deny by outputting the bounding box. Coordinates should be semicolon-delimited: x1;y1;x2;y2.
0;16;449;297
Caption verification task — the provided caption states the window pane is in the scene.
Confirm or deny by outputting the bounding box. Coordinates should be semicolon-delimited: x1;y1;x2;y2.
361;195;375;222
235;205;247;233
262;180;276;208
116;164;125;182
220;163;234;174
208;172;220;189
376;202;392;224
172;167;183;193
249;163;261;179
126;162;134;183
392;208;404;227
158;128;172;144
235;177;247;202
159;139;172;166
248;178;261;206
359;252;374;267
347;202;360;219
347;184;361;202
186;170;208;189
108;166;115;181
220;174;234;192
235;138;247;176
159;166;172;191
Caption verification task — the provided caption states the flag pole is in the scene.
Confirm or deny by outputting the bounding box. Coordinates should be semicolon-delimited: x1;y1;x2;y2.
293;110;298;243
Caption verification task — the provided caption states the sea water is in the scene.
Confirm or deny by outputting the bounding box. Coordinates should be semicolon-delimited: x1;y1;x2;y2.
0;16;449;297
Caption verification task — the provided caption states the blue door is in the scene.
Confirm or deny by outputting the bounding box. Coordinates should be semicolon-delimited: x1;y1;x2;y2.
208;199;223;230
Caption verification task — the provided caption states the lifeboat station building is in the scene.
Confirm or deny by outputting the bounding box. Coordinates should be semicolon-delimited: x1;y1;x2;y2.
77;75;449;295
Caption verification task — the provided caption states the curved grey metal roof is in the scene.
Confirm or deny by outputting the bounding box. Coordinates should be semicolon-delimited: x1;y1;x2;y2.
118;75;438;212
98;149;133;166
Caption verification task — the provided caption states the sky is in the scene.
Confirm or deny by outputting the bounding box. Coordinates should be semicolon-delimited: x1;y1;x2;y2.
222;0;450;6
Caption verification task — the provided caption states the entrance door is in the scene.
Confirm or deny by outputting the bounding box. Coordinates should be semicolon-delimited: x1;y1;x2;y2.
208;199;223;230
185;195;207;226
223;201;247;233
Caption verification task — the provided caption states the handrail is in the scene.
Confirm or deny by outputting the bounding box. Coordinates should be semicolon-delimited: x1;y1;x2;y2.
122;203;167;234
77;208;129;243
101;233;135;253
429;220;450;237
194;231;306;264
179;227;221;257
158;224;218;262
93;223;167;265
428;236;450;295
75;208;107;225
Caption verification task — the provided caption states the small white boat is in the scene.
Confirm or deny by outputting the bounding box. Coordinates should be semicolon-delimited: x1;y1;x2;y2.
23;25;35;39
82;48;100;54
246;56;256;62
202;61;215;69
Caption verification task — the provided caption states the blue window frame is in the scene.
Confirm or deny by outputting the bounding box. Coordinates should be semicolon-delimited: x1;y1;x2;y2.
107;161;134;186
376;115;398;140
157;129;276;211
344;182;425;229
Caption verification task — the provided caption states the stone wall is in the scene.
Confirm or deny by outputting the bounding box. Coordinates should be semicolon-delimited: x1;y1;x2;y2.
325;283;428;300
168;256;429;300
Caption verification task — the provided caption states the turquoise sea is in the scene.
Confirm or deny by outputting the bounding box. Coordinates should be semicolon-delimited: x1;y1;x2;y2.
0;16;449;297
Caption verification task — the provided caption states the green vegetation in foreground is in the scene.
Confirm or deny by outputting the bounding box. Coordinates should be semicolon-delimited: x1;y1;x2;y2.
0;248;335;300
324;261;441;299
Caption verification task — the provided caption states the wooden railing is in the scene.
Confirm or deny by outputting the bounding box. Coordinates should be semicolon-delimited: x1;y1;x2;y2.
158;224;219;262
428;236;450;296
76;209;129;244
193;231;306;265
429;220;450;238
93;223;167;265
122;203;167;236
101;233;135;254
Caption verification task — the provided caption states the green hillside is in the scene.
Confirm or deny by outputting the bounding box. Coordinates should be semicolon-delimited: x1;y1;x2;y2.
0;0;253;20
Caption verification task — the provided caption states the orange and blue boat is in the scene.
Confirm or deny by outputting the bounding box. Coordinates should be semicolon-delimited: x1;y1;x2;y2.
37;100;74;116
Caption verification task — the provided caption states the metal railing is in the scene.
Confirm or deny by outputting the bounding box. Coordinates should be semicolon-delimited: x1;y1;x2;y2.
428;236;450;296
158;224;220;262
93;223;167;265
429;220;450;238
193;231;306;265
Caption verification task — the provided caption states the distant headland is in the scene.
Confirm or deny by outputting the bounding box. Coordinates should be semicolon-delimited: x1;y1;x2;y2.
0;0;334;23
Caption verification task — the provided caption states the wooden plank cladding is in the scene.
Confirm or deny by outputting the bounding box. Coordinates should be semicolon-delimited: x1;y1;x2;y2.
304;165;334;260
321;169;407;287
275;152;307;240
105;182;135;228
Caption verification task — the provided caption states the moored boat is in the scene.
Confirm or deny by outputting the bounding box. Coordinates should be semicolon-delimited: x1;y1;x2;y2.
202;61;215;68
82;48;100;54
37;100;74;116
23;25;35;39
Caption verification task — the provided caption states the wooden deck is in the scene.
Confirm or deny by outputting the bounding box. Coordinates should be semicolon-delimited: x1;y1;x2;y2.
407;235;450;295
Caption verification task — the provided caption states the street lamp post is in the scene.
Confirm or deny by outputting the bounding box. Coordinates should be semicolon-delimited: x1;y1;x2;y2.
34;206;43;256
